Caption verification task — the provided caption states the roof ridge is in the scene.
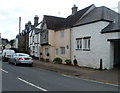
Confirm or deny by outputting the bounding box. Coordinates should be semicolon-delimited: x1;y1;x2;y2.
74;4;96;26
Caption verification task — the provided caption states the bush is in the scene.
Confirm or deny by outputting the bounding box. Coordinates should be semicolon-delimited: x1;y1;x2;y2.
65;59;72;65
53;57;62;64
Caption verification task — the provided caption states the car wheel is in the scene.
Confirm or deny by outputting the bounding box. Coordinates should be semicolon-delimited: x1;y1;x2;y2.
8;59;11;64
14;62;18;66
29;64;33;67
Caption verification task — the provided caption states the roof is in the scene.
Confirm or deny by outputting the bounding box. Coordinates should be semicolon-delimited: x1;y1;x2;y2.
43;15;65;30
73;6;119;27
43;4;95;30
43;4;120;33
72;6;120;33
63;4;95;28
101;17;120;33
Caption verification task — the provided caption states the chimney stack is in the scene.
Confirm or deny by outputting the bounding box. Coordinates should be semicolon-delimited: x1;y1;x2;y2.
19;17;21;34
34;15;39;26
118;1;120;14
72;4;78;15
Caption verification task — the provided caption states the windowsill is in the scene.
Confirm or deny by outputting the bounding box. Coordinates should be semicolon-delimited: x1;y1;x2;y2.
75;49;91;51
83;49;91;51
76;49;82;50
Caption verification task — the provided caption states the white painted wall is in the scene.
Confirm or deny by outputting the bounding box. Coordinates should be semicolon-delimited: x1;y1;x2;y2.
29;30;40;58
71;21;119;69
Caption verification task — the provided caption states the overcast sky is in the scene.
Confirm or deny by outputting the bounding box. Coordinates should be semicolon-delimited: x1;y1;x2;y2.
0;0;119;40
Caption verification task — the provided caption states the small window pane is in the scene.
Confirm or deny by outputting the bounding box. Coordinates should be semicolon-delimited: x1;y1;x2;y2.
60;47;65;54
56;48;58;55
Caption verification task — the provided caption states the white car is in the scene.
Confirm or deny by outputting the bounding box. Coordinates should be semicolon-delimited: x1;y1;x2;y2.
8;53;33;66
2;49;15;62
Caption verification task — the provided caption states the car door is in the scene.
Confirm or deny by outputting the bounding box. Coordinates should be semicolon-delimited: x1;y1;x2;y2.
11;54;17;63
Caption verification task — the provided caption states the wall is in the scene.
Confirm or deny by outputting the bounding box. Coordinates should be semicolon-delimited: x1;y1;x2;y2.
71;21;119;69
40;29;71;63
54;29;71;62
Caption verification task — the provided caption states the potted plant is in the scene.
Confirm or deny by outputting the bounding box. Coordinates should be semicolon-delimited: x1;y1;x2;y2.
65;59;72;65
53;57;62;64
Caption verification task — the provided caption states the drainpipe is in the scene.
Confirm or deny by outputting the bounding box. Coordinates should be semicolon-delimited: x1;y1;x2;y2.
100;59;103;70
70;28;72;61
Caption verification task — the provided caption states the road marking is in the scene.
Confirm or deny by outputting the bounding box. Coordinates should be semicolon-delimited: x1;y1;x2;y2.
18;77;47;91
0;68;8;73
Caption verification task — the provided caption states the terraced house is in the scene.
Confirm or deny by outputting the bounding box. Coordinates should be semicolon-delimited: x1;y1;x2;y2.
39;4;120;69
29;15;41;59
71;5;120;69
39;4;95;63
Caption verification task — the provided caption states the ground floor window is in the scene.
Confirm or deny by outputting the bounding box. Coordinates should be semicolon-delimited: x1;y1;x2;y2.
60;47;65;55
83;37;90;50
76;38;82;49
45;48;49;56
76;36;91;51
55;48;58;55
32;46;35;53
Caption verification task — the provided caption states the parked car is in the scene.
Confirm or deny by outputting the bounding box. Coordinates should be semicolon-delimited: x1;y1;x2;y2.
2;49;15;62
8;53;33;66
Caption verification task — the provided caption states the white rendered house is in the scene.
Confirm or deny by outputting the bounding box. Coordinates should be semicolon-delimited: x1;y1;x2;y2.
71;6;120;69
29;23;41;59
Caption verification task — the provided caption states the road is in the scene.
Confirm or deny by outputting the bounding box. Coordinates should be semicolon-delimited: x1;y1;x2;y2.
0;61;119;92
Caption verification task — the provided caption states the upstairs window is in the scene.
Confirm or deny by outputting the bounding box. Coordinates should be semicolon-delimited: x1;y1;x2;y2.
60;31;64;38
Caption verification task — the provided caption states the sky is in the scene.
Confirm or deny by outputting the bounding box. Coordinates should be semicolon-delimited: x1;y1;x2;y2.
0;0;120;41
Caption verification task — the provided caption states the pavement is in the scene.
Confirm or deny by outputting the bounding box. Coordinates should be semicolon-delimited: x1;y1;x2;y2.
33;59;120;85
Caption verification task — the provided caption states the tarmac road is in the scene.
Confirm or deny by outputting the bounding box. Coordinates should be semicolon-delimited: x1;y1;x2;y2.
1;61;119;92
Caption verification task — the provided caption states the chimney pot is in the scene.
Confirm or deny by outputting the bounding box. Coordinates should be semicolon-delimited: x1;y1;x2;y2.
72;4;78;15
34;15;39;26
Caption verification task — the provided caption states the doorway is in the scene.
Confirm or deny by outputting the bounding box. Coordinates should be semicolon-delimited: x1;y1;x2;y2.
113;41;120;68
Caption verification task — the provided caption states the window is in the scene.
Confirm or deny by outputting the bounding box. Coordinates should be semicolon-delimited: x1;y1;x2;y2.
76;37;91;51
76;38;82;49
33;46;35;53
60;31;64;38
55;48;58;55
32;36;34;43
83;37;91;50
60;47;65;55
45;48;49;56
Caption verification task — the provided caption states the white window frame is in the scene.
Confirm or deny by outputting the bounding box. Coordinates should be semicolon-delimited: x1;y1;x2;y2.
60;31;64;38
60;47;65;55
55;48;58;56
83;37;91;50
76;38;82;49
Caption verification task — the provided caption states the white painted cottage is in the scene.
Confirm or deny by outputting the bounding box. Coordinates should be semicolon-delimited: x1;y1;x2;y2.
71;5;120;69
29;24;41;59
29;15;41;59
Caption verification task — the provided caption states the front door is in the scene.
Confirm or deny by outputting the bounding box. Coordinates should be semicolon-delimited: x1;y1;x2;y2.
114;41;120;68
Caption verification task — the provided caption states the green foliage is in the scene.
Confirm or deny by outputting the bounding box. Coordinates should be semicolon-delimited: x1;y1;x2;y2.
64;59;72;65
53;57;62;64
